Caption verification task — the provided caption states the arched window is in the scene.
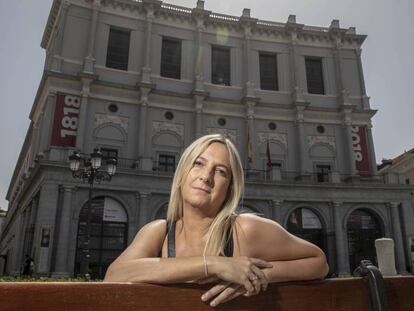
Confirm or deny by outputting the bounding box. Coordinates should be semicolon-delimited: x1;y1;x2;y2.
286;208;325;251
347;209;383;272
75;197;128;279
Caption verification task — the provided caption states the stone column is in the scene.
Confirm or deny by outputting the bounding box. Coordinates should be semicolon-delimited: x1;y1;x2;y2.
141;2;158;83
50;1;70;72
76;77;94;151
245;101;256;169
83;0;101;73
286;17;304;101
332;202;349;275
389;202;407;274
271;200;282;222
138;87;152;170
38;91;57;158
192;4;209;92
355;48;370;109
30;121;41;168
239;10;256;98
138;192;151;230
32;182;60;275
194;95;204;138
16;209;30;272
295;103;309;176
52;185;75;277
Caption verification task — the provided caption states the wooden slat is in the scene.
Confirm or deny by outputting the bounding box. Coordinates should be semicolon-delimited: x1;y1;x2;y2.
0;277;412;311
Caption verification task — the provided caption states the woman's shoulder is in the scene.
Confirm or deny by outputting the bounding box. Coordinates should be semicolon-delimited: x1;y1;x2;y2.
233;213;284;238
137;219;168;238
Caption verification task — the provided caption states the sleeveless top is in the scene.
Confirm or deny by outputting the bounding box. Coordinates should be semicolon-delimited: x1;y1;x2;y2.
166;221;234;257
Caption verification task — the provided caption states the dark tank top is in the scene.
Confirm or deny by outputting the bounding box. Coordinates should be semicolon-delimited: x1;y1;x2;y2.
166;221;234;257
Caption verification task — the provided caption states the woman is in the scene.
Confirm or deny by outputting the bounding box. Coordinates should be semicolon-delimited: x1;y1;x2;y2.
104;134;329;307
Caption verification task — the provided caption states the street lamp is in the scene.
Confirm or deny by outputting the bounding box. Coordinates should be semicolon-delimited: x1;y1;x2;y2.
69;148;117;278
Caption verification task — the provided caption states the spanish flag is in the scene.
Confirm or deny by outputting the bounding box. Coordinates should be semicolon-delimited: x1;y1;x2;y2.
266;139;272;168
247;126;252;163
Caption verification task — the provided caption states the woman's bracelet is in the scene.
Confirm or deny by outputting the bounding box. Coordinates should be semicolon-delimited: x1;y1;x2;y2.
203;255;208;277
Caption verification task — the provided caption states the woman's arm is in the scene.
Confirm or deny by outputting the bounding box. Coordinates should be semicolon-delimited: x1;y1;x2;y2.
104;219;271;290
104;220;206;283
234;214;329;282
200;214;329;307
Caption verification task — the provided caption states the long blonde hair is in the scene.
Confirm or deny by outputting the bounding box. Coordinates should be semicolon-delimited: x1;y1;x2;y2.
166;134;244;256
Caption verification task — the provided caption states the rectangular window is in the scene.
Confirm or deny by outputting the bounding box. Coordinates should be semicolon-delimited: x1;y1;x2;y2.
316;165;331;183
160;38;181;79
212;46;230;86
106;28;130;71
158;154;176;172
259;53;278;91
305;57;325;94
100;148;118;166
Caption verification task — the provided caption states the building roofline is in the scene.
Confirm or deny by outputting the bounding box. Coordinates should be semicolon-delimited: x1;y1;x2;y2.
40;0;366;51
41;0;61;49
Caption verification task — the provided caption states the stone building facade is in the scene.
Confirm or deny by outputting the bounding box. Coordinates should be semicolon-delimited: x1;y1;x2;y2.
1;0;413;278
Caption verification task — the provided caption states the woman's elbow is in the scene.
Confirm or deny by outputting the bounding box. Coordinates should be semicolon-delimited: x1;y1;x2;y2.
103;262;127;282
315;250;329;279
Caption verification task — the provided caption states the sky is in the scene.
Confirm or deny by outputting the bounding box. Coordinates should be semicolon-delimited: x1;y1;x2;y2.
0;0;413;210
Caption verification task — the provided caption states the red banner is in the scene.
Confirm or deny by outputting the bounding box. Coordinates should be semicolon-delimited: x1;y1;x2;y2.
351;125;370;176
51;94;80;147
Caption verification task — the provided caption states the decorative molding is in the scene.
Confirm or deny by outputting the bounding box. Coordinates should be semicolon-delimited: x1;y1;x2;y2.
307;135;336;149
206;127;237;143
152;121;184;137
257;132;287;147
94;113;129;133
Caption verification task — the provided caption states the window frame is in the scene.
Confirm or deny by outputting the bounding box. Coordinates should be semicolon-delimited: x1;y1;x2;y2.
160;37;182;80
211;45;231;86
106;27;131;71
305;57;325;95
259;52;279;91
157;153;176;172
315;164;331;183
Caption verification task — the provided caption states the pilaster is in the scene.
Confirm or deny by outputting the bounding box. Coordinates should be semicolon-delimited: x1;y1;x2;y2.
332;201;350;275
389;202;407;274
83;0;101;73
52;185;76;277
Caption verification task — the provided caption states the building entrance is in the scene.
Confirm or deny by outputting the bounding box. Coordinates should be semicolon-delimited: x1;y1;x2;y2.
75;197;128;279
287;208;326;253
347;209;383;272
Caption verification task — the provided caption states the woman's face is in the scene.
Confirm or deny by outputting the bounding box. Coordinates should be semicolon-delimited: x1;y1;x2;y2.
181;142;232;215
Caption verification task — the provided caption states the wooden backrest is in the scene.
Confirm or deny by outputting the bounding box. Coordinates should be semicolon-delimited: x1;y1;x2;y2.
0;277;413;311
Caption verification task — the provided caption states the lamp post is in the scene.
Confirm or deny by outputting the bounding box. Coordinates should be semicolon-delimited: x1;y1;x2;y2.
69;148;117;278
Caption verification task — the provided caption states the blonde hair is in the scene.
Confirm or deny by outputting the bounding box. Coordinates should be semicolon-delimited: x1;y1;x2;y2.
166;134;244;256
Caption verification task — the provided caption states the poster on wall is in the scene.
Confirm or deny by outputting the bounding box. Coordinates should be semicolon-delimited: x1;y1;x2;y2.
51;93;81;147
37;225;52;273
301;209;322;229
351;125;370;176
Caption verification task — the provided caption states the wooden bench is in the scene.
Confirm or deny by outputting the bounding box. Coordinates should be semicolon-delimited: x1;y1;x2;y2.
0;277;413;310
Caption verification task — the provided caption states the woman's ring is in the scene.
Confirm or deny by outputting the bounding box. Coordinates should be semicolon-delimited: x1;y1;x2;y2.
250;275;258;281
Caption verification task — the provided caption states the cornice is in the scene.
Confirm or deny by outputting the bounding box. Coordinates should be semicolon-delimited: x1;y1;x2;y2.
41;0;62;49
41;0;366;53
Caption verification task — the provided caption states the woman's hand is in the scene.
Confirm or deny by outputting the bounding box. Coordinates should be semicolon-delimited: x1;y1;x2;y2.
200;256;271;305
201;277;268;307
201;282;245;307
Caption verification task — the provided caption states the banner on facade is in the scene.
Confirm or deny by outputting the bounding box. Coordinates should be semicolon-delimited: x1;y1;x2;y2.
51;93;81;147
351;125;370;176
